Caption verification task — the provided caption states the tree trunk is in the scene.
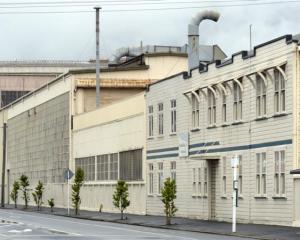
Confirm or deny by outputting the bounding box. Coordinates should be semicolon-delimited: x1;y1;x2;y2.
121;210;124;220
14;202;17;208
166;216;171;225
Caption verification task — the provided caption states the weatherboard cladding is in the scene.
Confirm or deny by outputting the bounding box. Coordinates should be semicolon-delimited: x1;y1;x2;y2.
146;35;296;225
147;139;293;159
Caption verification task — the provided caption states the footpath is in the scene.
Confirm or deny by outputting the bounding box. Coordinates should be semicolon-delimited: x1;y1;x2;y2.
3;205;300;240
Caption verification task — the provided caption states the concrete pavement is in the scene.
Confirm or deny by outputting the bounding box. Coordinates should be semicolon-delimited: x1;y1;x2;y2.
0;208;254;239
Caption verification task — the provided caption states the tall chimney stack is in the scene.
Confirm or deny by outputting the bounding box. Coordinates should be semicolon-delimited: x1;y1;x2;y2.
188;10;220;72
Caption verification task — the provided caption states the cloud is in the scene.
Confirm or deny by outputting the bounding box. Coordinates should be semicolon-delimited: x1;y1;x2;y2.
0;2;298;60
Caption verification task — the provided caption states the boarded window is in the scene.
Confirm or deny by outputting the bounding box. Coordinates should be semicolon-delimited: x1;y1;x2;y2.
119;149;142;181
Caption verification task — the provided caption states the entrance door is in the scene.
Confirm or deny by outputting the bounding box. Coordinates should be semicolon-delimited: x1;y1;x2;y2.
208;160;217;220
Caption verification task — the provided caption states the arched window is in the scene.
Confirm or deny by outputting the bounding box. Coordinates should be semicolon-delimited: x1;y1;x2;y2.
256;73;267;117
208;88;216;125
233;79;243;121
274;65;286;113
191;92;200;128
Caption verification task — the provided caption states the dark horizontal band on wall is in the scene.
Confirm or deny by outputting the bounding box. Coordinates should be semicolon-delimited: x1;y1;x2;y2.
147;147;179;154
189;141;220;149
147;139;292;160
147;153;179;160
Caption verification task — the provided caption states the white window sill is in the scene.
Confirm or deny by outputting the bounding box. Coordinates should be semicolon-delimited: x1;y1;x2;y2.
169;132;177;136
232;121;244;125
157;135;164;138
147;194;154;197
255;116;268;121
272;195;287;199
221;195;227;199
190;128;200;132
254;195;267;199
273;112;288;118
207;125;217;129
147;136;154;140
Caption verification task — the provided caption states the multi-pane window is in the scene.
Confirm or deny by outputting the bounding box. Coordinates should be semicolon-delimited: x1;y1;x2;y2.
97;154;109;180
222;91;227;123
274;65;286;113
158;162;164;194
192;168;196;195
75;156;95;181
238;155;243;195
256;152;267;196
233;79;243;121
148;105;154;137
97;154;118;181
222;157;227;195
109;153;118;180
170;100;177;133
191;93;199;128
198;167;201;196
148;163;154;195
256;74;267;117
119;149;142;181
208;89;216;125
170;161;176;181
274;150;286;196
204;166;208;196
158;103;164;135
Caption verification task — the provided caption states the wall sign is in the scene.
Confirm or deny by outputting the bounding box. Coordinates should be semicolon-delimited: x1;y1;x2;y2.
178;132;189;157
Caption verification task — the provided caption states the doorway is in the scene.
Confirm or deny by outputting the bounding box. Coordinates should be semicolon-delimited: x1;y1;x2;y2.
208;160;217;220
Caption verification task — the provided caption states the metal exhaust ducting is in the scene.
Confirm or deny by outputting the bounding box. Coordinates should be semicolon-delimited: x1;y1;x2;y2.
188;10;220;72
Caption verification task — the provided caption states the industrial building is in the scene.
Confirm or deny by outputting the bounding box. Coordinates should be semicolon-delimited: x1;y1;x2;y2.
0;47;201;210
0;60;99;107
146;11;300;226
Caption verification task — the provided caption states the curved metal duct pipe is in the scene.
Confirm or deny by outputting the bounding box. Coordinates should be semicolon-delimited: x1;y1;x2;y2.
188;10;220;71
112;48;139;64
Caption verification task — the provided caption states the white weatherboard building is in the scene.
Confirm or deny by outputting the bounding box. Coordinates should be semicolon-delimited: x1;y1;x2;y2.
146;34;300;226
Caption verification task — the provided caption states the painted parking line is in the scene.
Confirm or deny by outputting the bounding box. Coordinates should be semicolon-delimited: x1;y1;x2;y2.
0;209;201;240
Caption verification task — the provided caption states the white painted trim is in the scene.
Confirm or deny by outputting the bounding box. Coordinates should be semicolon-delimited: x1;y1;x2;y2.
233;78;244;92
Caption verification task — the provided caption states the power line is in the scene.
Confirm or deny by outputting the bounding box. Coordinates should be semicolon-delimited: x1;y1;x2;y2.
0;0;296;8
0;0;297;14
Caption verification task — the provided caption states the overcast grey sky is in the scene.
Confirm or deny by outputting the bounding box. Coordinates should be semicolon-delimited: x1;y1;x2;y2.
0;0;299;61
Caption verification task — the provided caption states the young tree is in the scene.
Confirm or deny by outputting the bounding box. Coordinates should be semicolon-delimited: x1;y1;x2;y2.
32;181;44;211
113;180;130;220
19;174;30;209
48;198;55;212
72;167;84;215
10;180;20;208
161;177;177;225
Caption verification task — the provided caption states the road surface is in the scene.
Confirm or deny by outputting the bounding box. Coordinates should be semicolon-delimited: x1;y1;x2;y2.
0;209;254;239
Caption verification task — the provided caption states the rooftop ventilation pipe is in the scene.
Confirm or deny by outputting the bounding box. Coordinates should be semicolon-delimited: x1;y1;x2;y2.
188;10;220;71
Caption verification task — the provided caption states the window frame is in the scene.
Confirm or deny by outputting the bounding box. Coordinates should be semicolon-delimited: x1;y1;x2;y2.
255;152;267;197
274;65;286;114
208;88;217;126
233;79;243;122
158;103;164;136
256;74;267;117
274;149;286;197
157;162;164;195
170;99;177;134
191;93;200;129
148;105;154;138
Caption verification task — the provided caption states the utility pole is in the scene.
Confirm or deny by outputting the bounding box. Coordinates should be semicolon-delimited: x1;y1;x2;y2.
95;6;101;108
1;123;7;208
231;155;239;233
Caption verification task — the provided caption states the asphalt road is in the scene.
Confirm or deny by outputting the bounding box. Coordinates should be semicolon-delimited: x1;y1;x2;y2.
0;209;254;240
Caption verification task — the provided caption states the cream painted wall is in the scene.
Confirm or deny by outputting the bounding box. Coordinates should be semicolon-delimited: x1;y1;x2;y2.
72;93;147;214
74;55;187;82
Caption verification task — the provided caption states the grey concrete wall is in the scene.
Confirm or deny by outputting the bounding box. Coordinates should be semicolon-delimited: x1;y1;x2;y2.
7;93;70;185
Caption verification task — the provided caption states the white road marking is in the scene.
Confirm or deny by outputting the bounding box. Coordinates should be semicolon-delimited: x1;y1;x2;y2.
0;209;200;240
